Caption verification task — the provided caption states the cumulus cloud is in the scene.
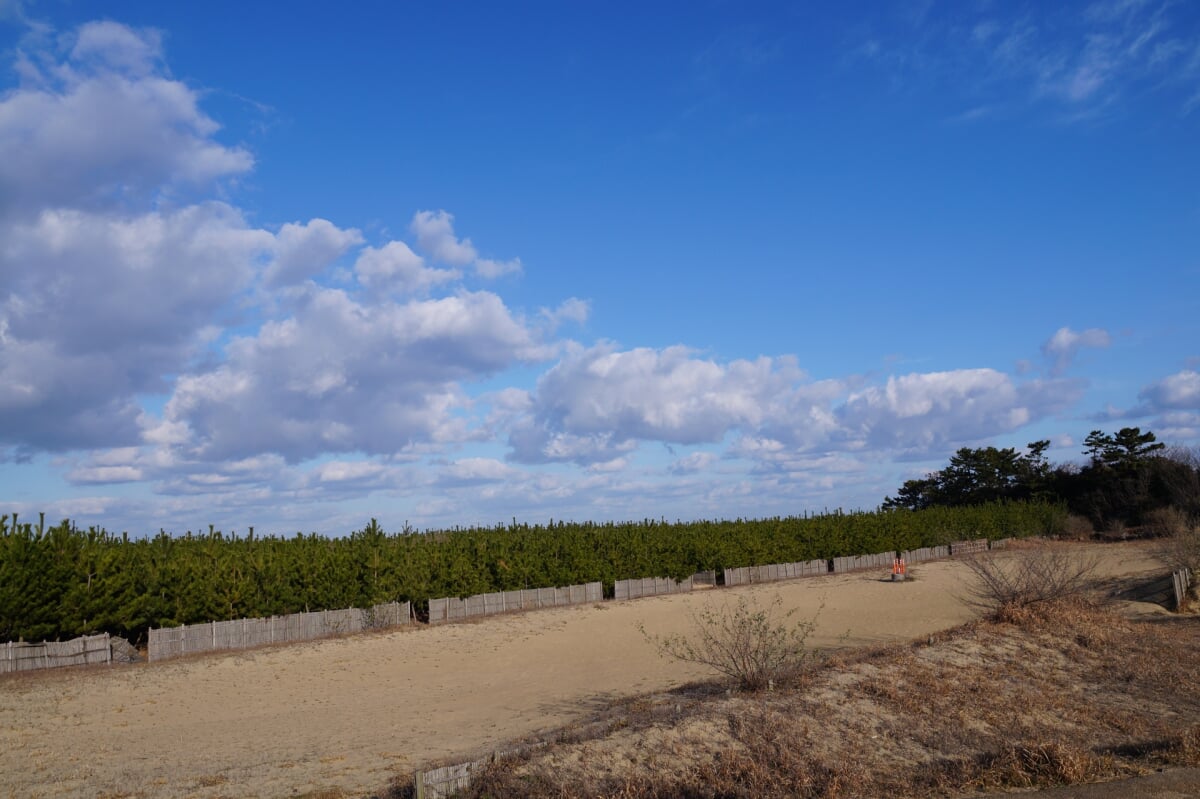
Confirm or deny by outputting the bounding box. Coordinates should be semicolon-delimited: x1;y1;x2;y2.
0;21;252;215
410;210;478;266
837;369;1081;453
1138;369;1200;411
0;204;273;450
354;241;459;294
508;344;809;463
1041;326;1111;374
409;210;522;278
437;457;520;486
509;341;1086;468
264;219;363;288
540;297;590;330
162;288;547;462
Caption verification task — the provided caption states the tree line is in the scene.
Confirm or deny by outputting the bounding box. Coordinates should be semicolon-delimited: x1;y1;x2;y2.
0;501;1064;644
883;427;1200;528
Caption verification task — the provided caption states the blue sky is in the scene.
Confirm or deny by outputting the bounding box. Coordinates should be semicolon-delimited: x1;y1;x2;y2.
1;0;1197;535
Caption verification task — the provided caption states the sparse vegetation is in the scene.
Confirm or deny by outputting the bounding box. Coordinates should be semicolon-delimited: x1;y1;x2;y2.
640;593;822;691
446;591;1200;799
959;543;1099;620
1151;507;1200;578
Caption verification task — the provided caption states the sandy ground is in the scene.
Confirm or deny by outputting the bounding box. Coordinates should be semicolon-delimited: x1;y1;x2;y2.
0;542;1165;799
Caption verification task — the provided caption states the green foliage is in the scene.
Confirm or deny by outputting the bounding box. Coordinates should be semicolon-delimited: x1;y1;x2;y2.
883;441;1052;511
1083;427;1165;470
0;502;1060;644
885;429;1200;530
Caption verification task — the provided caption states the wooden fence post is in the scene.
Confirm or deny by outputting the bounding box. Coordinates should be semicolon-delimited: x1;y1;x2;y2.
414;770;425;799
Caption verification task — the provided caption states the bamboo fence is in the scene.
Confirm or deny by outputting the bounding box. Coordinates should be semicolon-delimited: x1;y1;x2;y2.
147;601;411;662
949;538;990;556
724;559;828;586
427;582;602;624
2;633;111;674
613;575;693;601
831;550;897;573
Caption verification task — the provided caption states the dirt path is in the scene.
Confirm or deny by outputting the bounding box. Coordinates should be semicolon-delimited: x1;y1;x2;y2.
0;542;1164;799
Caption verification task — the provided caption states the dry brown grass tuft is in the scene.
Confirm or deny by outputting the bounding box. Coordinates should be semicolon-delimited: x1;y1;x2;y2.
913;741;1121;793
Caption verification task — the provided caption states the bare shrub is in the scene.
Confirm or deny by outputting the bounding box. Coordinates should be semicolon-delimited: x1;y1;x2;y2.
1146;506;1190;538
961;545;1099;620
1062;514;1094;540
1151;507;1200;576
640;593;822;691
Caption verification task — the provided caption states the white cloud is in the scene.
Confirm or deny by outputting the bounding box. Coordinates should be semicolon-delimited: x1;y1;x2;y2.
0;22;252;215
410;210;477;266
409;210;522;279
519;344;799;448
0;204;273;451
437;457;520;486
70;20;162;76
837;369;1080;453
354;240;459;294
161;288;547;462
670;451;718;474
508;342;1080;467
1041;326;1111;374
1138;369;1200;410
540;297;591;330
313;460;391;484
66;464;144;484
265;219;363;288
868;2;1200;119
476;256;523;279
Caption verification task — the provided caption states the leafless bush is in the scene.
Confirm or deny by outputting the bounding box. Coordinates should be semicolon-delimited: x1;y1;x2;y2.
1150;507;1200;577
1062;515;1094;540
962;545;1100;620
640;593;822;691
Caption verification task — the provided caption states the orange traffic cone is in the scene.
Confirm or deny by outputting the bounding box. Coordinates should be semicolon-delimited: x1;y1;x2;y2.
892;557;907;581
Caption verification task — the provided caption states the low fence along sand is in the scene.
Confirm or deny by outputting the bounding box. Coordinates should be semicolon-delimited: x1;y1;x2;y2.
724;559;828;586
2;633;112;674
427;583;603;624
949;538;989;556
832;550;896;573
613;575;693;601
901;544;950;563
147;601;412;662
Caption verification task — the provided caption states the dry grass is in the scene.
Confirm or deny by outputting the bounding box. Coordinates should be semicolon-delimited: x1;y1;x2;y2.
419;590;1200;799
